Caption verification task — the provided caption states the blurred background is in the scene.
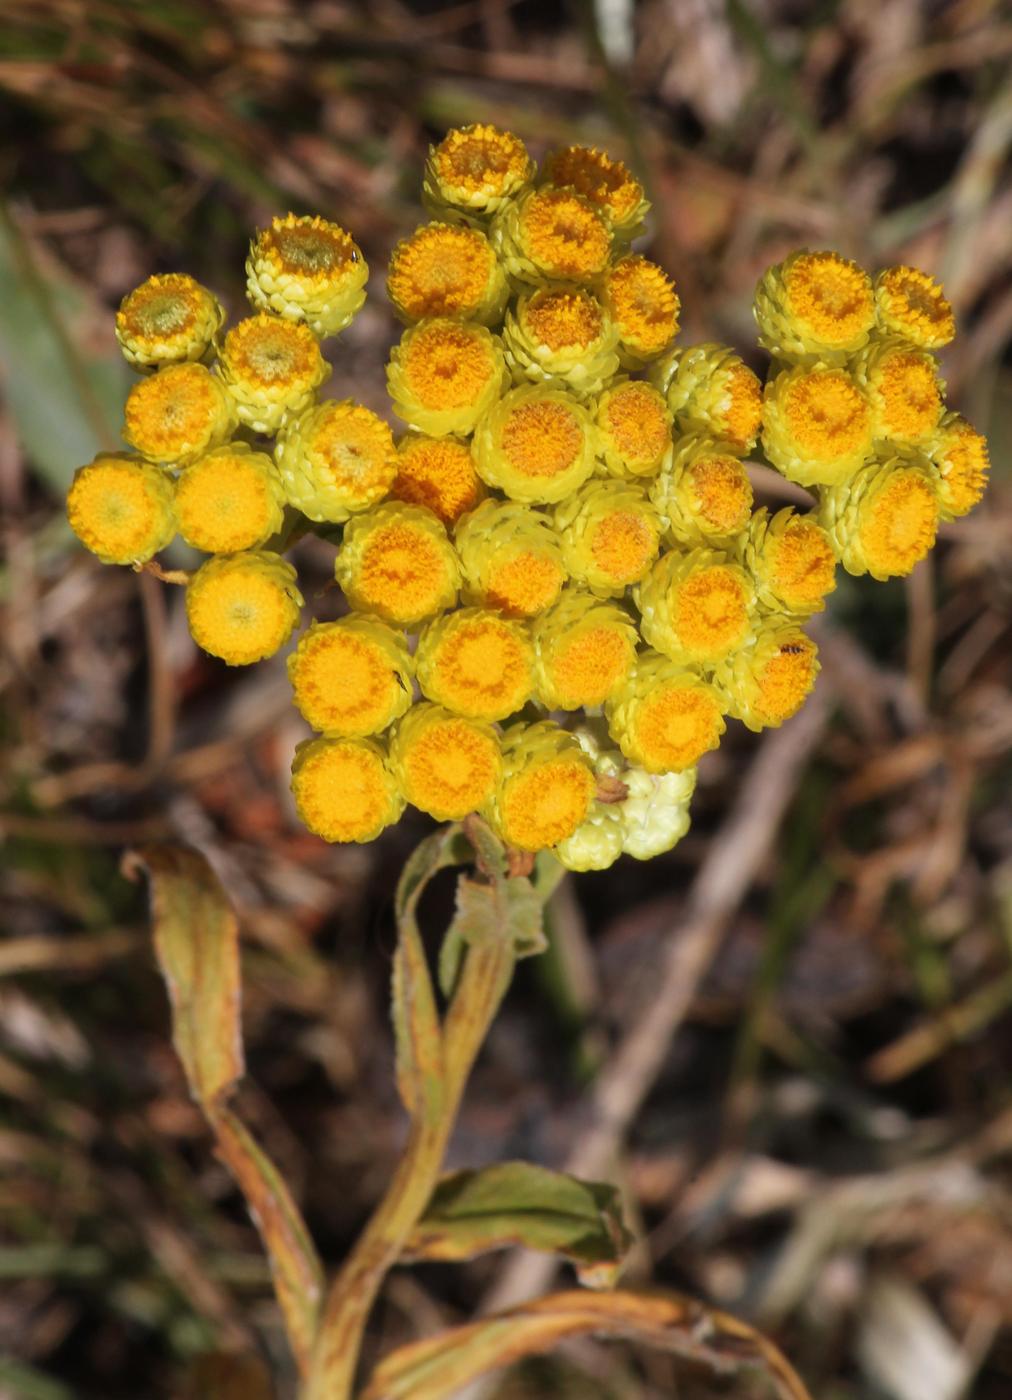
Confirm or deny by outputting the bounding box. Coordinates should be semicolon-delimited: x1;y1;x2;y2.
2;1;1012;1396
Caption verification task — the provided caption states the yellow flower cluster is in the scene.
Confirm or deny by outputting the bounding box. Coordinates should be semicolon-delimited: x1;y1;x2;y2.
68;129;989;869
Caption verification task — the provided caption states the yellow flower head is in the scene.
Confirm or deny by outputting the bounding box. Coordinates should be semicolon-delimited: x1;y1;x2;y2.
541;145;649;239
606;650;726;773
595;379;673;480
635;547;755;667
651;343;761;454
116;272;224;369
287;616;413;737
851;336;943;446
390;703;501;821
531;588;637;710
819;452;940;580
491;185;612;286
650;435;753;547
555;480;661;596
503;285;619;396
473;384;596;505
335;502;460;628
416;607;533;721
275;399;397;523
927;411;989;521
601;255;680;365
246;213;368;337
67;454;175;565
123;362;236;466
455;499;566;617
217;313;329;434
175;443;285;554
387;221;507;325
186;551;302;666
423;124;534;219
875;265;955;350
761;364;872;487
390;433;484;527
291;736;404;843
753;250;874;363
489;720;596;852
387;317;506;436
739;507;837;617
552;727;625;871
713;620;820;732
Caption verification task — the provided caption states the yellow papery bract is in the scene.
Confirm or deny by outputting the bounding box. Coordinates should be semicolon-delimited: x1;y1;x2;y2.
851;336;943;446
275;399;397;523
123;362;236;466
490;185;612;286
601;255;680;366
635;547;755;668
175;443;285;554
541;145;649;240
503;286;619;396
595;379;673;480
455;499;566;617
555;479;661;597
650;435;753;547
391;434;485;527
712;619;820;732
246;213;368;337
186;551;302;666
761;363;873;488
819;452;940;581
738;506;837;617
291;736;404;843
650;342;761;454
116;273;224;369
927;411;990;521
287;616;413;737
874;265;955;350
387;222;507;325
390;703;501;820
67;454;176;565
606;651;726;773
415;607;533;721
423;124;534;220
387;317;507;436
217;313;329;434
753;249;874;364
472;383;597;505
335;502;460;628
488;720;596;852
531;588;638;710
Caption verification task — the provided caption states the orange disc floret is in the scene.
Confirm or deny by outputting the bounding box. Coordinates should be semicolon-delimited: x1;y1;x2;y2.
739;507;837;616
423;123;534;218
490;721;596;852
875;265;955;350
852;337;943;445
714;621;820;732
761;364;872;488
387;222;506;324
651;436;753;547
391;434;484;526
67;454;175;565
290;736;404;843
390;703;501;821
335;502;460;628
115;272;224;369
387;317;506;437
602;255;680;364
123;362;235;465
472;384;596;505
596;380;673;479
635;547;755;667
819;454;939;581
217;313;329;433
287;616;413;737
606;651;726;773
555;480;661;596
754;250;874;362
532;589;637;709
927;412;989;520
276;399;397;524
491;185;612;285
175;444;284;554
246;213;368;337
185;551;303;666
415;607;533;722
541;145;648;236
